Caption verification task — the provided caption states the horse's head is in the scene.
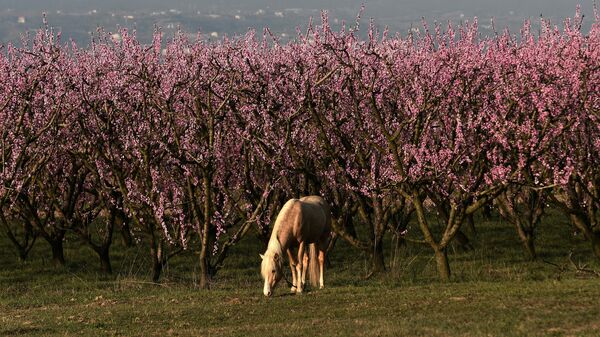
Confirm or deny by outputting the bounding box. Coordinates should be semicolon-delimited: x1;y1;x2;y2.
260;251;283;297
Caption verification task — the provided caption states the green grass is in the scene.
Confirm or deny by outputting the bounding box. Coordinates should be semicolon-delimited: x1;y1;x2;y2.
2;210;600;336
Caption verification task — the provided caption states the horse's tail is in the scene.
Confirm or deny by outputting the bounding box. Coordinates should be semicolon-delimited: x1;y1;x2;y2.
308;243;319;287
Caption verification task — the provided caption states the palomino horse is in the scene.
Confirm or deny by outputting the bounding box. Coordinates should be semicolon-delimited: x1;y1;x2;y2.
260;196;331;297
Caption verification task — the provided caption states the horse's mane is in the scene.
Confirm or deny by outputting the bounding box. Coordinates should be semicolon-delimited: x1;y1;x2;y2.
266;237;283;257
262;237;283;276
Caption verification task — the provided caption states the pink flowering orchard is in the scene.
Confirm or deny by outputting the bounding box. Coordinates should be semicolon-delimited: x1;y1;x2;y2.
1;9;599;282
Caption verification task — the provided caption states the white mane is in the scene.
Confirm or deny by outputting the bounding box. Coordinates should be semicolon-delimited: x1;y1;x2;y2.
266;237;282;257
261;236;283;277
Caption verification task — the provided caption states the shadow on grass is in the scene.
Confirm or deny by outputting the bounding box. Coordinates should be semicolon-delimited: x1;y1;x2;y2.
0;327;53;336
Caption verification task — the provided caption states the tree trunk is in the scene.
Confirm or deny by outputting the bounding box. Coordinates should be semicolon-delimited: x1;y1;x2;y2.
522;234;537;260
413;190;452;281
11;237;34;262
371;239;386;272
452;230;474;251
569;214;600;260
151;258;163;283
591;234;600;260
99;247;112;274
18;249;28;262
434;248;451;281
482;203;493;220
1;213;36;262
344;213;357;238
497;191;540;261
120;219;135;248
150;233;164;283
51;239;65;267
514;221;536;260
199;246;210;289
465;214;476;236
151;245;162;283
199;174;212;289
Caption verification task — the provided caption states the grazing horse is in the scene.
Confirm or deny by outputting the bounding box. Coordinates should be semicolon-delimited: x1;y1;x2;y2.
260;196;331;297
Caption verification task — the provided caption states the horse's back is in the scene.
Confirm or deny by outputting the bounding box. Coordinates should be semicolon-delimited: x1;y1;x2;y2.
298;196;331;239
299;196;330;216
276;196;331;245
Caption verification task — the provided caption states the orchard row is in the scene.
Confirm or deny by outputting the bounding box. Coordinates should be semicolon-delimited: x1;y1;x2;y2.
1;11;599;284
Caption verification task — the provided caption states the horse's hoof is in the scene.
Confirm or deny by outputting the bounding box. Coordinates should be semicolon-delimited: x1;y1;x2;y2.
319;285;324;289
290;286;297;293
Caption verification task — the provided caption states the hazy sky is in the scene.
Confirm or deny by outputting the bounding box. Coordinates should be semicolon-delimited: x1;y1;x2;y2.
0;0;593;18
0;0;595;45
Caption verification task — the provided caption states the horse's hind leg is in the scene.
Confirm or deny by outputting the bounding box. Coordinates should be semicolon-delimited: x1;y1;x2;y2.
287;250;298;293
301;251;309;289
318;249;326;289
296;242;305;293
317;234;330;289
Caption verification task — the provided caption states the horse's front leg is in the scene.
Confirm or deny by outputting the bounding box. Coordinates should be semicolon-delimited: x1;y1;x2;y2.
287;250;298;293
295;242;305;293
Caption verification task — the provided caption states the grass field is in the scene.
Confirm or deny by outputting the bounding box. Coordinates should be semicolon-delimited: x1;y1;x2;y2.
2;210;600;336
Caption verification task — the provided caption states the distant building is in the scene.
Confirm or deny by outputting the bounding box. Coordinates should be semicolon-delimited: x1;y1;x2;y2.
17;16;26;24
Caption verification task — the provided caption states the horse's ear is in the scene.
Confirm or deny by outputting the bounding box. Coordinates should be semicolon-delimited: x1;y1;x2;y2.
259;254;264;260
